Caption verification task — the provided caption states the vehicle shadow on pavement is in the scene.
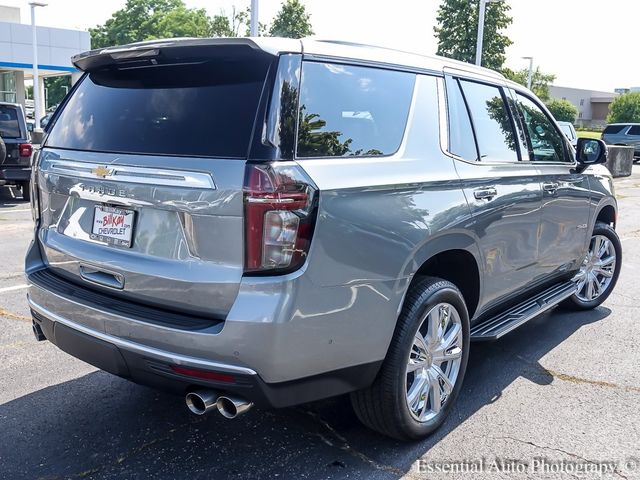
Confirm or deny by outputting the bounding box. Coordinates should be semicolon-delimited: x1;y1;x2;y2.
0;306;611;479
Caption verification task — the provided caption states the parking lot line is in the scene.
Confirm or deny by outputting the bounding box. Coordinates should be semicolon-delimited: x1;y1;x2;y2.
0;209;31;213
0;284;29;293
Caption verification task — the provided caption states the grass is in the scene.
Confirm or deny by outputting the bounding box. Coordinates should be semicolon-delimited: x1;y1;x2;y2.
575;130;602;140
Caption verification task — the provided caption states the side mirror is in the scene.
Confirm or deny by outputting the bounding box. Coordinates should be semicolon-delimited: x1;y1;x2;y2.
576;138;607;170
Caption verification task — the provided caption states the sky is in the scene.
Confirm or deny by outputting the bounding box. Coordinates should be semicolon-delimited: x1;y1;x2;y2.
2;0;637;92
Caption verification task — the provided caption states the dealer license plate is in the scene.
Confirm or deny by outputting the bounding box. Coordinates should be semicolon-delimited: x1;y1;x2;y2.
91;205;135;248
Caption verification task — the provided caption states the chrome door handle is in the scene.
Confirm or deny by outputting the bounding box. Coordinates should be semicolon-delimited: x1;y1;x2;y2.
543;182;559;194
474;187;497;200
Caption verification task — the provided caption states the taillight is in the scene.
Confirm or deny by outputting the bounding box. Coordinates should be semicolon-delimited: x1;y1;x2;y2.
19;143;32;158
243;163;318;274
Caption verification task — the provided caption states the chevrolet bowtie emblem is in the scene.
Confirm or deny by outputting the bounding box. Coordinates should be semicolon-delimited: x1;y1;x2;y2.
92;166;113;178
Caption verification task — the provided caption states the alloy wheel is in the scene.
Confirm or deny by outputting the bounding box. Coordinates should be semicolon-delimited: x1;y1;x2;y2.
405;302;463;422
574;234;617;302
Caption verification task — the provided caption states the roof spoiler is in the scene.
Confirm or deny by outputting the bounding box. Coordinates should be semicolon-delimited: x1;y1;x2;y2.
72;37;302;72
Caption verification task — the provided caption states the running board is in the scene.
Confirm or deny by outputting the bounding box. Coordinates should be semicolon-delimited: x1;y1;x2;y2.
470;281;577;341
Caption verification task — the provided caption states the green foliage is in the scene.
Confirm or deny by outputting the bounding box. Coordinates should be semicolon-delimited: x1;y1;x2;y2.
607;92;640;124
269;0;313;39
546;99;578;123
502;67;556;102
90;0;211;48
90;0;313;48
44;76;71;109
434;0;512;70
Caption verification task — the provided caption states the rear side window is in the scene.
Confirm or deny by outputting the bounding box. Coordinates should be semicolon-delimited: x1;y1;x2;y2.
446;79;478;161
603;125;626;135
296;62;415;158
459;80;519;162
0;105;21;138
46;60;270;158
628;126;640;135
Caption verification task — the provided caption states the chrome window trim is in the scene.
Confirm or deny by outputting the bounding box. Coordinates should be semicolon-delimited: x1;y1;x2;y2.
45;159;216;189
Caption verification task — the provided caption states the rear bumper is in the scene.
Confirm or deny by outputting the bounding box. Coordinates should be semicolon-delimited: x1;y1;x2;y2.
29;298;380;407
26;255;386;406
0;166;30;184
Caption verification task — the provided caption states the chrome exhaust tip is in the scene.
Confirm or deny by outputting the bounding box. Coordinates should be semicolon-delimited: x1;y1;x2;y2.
216;395;253;419
185;390;219;415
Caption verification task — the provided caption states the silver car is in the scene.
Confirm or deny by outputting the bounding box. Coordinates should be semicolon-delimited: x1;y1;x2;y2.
26;38;621;440
602;123;640;161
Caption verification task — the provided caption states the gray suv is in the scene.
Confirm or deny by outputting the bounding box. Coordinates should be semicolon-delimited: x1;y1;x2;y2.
602;123;640;161
26;38;621;440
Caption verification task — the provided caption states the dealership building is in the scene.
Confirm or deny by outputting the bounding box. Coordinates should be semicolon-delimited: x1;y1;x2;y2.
0;5;90;115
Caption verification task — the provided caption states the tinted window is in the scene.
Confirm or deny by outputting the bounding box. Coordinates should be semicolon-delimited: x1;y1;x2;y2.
446;79;478;161
515;94;568;163
296;62;415;158
628;126;640;136
0;105;21;138
459;81;518;162
603;125;626;135
46;61;269;158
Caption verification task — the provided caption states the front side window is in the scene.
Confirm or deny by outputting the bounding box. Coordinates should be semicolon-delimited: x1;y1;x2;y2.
459;80;519;162
603;125;625;135
296;62;415;158
515;94;568;163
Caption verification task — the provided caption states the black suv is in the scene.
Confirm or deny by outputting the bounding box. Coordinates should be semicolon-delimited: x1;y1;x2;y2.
0;102;33;200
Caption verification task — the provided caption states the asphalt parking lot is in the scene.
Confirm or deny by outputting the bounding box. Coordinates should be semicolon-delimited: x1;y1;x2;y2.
1;168;640;480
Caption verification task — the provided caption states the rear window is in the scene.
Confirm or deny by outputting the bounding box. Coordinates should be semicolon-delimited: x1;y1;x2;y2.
46;60;270;158
296;62;415;158
603;125;626;135
0;105;21;138
628;126;640;136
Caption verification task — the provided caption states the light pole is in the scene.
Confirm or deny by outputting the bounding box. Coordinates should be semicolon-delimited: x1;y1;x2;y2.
250;0;259;36
522;56;534;90
475;0;503;66
29;1;47;130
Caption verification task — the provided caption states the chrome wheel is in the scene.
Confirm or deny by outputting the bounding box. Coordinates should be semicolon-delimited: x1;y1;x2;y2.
574;234;616;302
405;303;463;422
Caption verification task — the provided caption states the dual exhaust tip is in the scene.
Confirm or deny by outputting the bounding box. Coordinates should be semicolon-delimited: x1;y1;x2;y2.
185;390;253;419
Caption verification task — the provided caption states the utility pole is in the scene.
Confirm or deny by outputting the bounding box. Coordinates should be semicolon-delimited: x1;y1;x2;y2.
29;1;47;130
475;0;503;66
250;0;259;36
523;56;534;90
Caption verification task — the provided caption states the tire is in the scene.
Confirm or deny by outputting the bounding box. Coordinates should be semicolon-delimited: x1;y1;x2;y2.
19;181;31;202
562;221;622;310
0;136;6;164
351;276;470;441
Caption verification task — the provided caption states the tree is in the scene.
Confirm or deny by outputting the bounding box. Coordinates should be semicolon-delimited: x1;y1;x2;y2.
546;99;578;123
90;0;212;48
269;0;313;39
44;76;71;109
607;92;640;124
434;0;512;70
502;67;556;102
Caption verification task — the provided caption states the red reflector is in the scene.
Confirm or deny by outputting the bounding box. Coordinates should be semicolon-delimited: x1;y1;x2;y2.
19;143;32;158
170;365;235;383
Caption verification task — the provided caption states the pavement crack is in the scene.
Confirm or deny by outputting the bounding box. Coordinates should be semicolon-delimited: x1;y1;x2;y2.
540;366;640;394
298;409;405;476
0;307;31;322
493;436;628;480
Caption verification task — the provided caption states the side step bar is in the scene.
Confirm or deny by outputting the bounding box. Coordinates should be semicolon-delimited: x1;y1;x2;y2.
470;281;577;341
